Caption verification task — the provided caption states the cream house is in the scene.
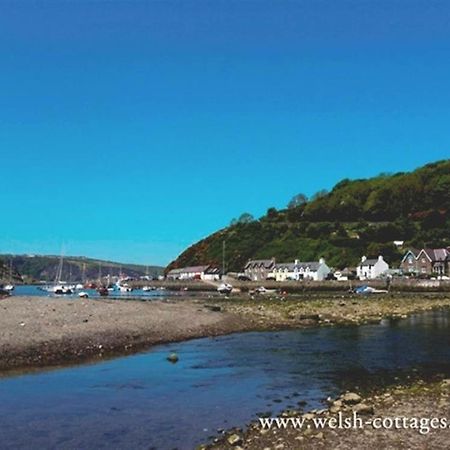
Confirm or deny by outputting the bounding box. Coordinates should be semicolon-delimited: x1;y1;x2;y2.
271;258;331;281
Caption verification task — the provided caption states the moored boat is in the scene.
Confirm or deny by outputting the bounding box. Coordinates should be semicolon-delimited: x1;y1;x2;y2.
217;283;233;294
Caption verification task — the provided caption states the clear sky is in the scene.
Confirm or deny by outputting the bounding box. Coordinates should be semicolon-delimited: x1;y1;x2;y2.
1;0;449;266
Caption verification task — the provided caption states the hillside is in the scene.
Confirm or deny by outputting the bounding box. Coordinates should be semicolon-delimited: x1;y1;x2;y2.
0;255;164;283
168;160;450;272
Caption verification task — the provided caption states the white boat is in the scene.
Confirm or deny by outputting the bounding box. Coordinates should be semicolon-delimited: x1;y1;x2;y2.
355;285;388;295
142;286;155;292
78;291;89;298
53;285;73;295
75;283;84;290
217;283;233;294
43;253;73;295
4;284;15;292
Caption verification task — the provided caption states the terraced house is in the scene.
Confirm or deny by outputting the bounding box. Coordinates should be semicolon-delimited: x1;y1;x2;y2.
401;248;450;277
271;259;331;281
243;258;276;281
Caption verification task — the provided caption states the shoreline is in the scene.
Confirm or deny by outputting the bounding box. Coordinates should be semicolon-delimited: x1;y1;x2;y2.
205;377;450;449
1;293;450;374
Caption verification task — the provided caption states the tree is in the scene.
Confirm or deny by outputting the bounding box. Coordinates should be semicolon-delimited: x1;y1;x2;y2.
288;193;308;209
310;189;328;201
267;207;278;219
237;212;255;224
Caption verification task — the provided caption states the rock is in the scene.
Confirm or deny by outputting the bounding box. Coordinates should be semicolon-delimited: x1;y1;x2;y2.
206;305;222;312
352;403;374;415
227;433;243;446
167;353;179;363
315;432;324;439
341;392;362;405
329;405;341;414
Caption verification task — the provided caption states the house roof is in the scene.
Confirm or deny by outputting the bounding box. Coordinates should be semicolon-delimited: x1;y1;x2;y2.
401;249;421;262
274;261;322;272
359;259;378;267
244;259;275;269
167;265;210;275
422;248;450;262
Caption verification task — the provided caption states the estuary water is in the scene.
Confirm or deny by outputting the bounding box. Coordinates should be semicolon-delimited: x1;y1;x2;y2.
11;284;186;300
0;309;450;449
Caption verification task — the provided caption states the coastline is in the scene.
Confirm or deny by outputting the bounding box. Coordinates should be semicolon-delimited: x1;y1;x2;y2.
1;293;450;373
205;378;450;450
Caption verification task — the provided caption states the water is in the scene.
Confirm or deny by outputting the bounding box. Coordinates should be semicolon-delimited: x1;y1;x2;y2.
1;310;450;450
12;284;187;300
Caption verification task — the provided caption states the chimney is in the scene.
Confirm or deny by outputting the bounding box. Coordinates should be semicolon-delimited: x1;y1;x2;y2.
361;256;367;262
294;259;299;265
319;257;325;264
378;255;384;261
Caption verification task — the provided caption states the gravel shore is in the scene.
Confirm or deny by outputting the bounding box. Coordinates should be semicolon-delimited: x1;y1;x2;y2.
0;296;247;372
207;379;450;450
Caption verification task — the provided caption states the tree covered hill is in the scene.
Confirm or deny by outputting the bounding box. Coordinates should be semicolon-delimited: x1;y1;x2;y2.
0;254;164;283
168;160;450;272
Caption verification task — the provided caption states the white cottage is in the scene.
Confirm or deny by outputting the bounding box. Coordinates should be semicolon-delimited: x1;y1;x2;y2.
272;258;331;281
357;256;389;280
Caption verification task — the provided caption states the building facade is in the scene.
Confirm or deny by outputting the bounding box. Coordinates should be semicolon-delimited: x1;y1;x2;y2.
357;255;389;280
271;258;331;281
243;259;276;281
166;265;220;281
400;248;450;277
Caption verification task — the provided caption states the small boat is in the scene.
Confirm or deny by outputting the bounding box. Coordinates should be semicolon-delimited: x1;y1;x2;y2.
355;285;388;295
142;286;155;292
53;285;73;295
97;287;109;296
116;281;133;292
217;283;233;294
75;283;84;290
4;284;15;292
78;291;89;298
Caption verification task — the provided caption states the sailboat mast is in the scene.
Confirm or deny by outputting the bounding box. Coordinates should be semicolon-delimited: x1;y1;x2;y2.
9;258;13;284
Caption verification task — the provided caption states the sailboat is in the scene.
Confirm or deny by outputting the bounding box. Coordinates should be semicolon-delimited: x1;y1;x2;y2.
43;254;73;294
96;263;109;296
4;259;15;292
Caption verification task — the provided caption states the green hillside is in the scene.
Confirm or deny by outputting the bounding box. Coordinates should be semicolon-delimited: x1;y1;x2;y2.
0;255;164;283
168;160;450;272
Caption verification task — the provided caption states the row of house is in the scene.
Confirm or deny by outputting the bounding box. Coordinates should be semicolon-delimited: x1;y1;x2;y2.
166;265;221;281
167;247;449;283
400;248;450;277
244;258;332;281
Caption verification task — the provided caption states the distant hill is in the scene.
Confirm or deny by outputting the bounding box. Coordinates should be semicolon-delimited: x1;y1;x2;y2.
167;160;450;272
0;255;164;283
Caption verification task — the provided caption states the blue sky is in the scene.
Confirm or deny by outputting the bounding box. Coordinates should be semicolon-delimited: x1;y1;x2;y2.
1;0;449;266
